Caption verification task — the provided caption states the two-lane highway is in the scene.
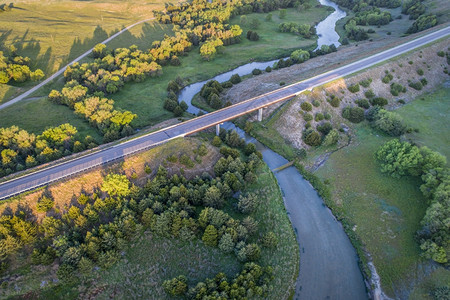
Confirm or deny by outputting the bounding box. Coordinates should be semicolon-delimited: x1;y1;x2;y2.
0;26;449;200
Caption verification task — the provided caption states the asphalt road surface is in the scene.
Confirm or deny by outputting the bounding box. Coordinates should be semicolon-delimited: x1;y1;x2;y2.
0;26;449;200
0;17;155;111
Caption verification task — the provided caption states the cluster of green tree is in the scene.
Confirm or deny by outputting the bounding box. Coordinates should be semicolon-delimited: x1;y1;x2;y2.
0;124;96;177
163;262;273;298
333;0;400;9
402;0;425;19
278;22;316;38
275;45;336;70
164;77;189;116
406;14;437;34
0;132;273;286
154;0;298;60
0;47;44;84
303;122;339;147
375;139;449;264
197;75;243;110
365;106;407;136
48;82;136;142
64;45;162;93
350;7;392;26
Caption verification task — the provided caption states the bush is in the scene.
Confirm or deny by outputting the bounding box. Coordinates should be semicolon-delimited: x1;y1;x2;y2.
409;81;423;90
180;154;194;168
381;73;393;83
420;78;428;86
265;66;272;72
221;81;233;88
301;102;312;111
246;30;260;41
437;51;445;57
290;49;310;63
323;129;339;146
328;95;340;107
303;129;321;146
342;107;365;123
355;99;370;109
212;136;222;147
390;83;406;96
317;122;333;135
230;74;241;84
252;68;262;75
364;89;375;98
348;83;360;93
359;78;372;88
262;232;278;248
303;113;313;121
312;100;320;107
370;97;388;106
315;113;324;121
279;81;285;86
371;109;407;136
417;68;424;76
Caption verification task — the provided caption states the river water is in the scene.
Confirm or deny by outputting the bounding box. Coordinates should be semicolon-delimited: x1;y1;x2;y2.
179;2;368;299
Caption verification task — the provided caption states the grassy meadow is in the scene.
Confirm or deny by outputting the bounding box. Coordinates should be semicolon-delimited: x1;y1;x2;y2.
315;86;450;296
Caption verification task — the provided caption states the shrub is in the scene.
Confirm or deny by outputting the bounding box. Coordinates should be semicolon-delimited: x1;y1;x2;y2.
265;66;272;72
342;107;365;123
279;81;285;86
303;113;313;121
409;81;423;90
328;95;340;107
303;129;321;146
212;136;222;147
180;154;194;168
290;49;310;63
381;73;393;83
398;99;405;104
221;81;233;88
359;78;372;88
144;165;152;174
323;129;339;146
364;89;375;98
355;99;370;109
262;232;278;248
371;109;407;136
420;78;428;86
252;68;262;75
437;51;445;57
265;13;272;21
246;30;260;41
390;83;406;96
166;155;177;163
230;74;241;84
370;97;388;106
324;112;332;120
417;68;424;76
301;102;312;111
348;83;360;93
312;100;320;107
317;122;332;135
315;113;324;121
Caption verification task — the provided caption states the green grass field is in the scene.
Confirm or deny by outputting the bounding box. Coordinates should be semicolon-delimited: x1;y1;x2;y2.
397;87;450;160
0;0;167;104
315;86;450;296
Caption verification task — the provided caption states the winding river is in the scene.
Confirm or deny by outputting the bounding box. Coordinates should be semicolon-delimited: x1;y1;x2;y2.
180;2;369;299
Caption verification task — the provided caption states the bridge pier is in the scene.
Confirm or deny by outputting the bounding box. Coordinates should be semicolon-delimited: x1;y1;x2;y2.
216;124;220;136
257;108;263;122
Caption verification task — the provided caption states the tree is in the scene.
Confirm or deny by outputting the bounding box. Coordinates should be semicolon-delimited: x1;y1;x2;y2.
303;130;321;146
372;109;407;136
101;173;131;197
375;139;423;178
262;232;278;248
36;196;54;212
163;276;188;296
219;233;235;253
323;129;339;146
202;225;218;247
342;107;365;123
290;49;310;63
204;186;223;208
238;193;258;214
